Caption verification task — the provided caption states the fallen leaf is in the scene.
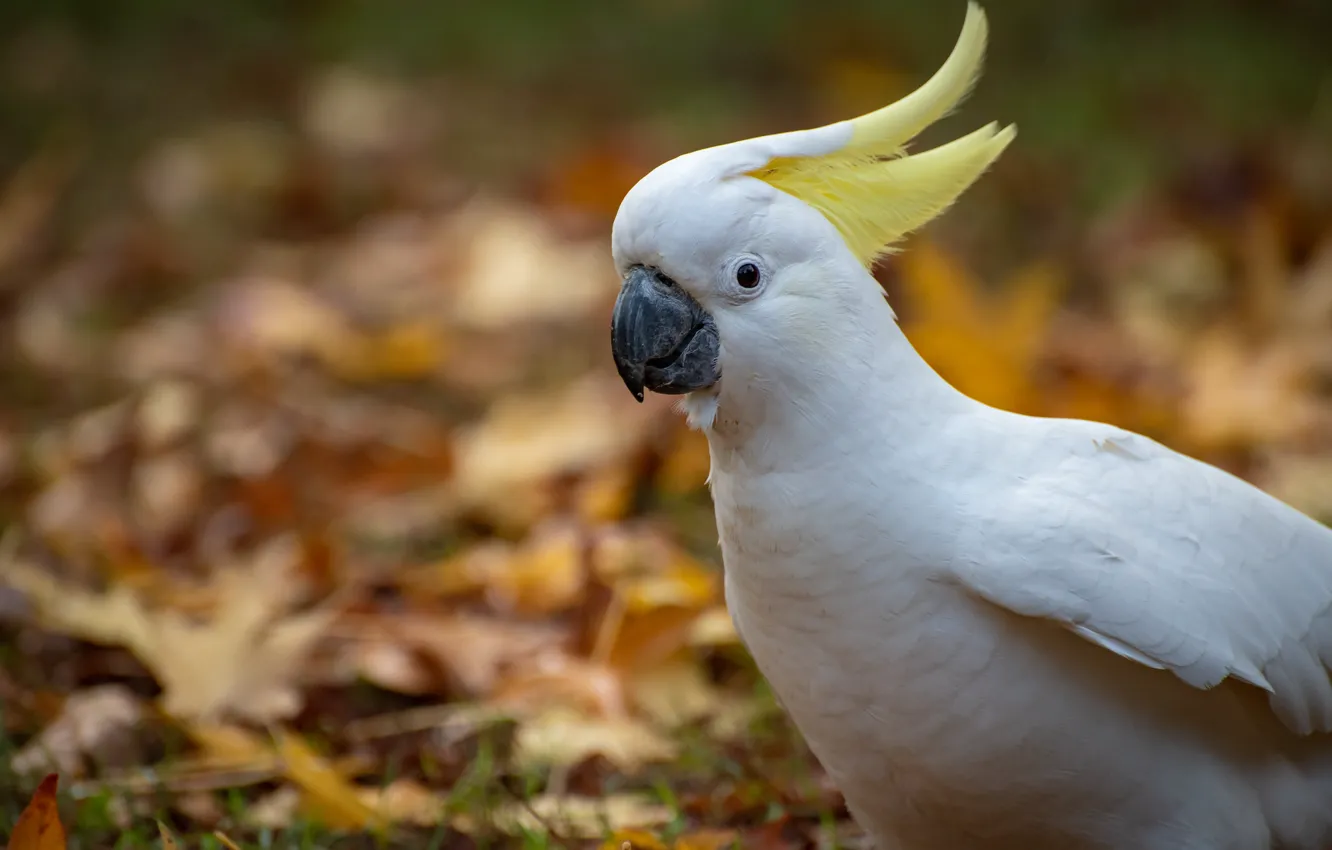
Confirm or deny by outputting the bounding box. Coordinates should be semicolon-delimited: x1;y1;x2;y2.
7;774;66;850
1182;325;1316;450
451;377;657;530
355;777;448;827
458;792;672;839
187;723;275;769
11;685;148;778
340;611;567;697
513;706;678;772
274;728;382;831
447;198;616;330
1;536;342;723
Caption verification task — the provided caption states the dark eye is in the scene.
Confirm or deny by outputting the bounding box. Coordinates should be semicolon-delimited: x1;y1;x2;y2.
735;262;761;289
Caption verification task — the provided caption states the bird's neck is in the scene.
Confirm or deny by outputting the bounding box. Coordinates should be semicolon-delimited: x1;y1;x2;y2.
699;284;975;479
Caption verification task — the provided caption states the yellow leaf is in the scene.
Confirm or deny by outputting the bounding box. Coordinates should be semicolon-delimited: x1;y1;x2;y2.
619;557;719;614
331;322;447;382
491;522;588;615
656;427;711;494
605;607;704;673
188;723;275;768
274;728;382;831
212;833;242;850
578;464;638;524
8;774;66;850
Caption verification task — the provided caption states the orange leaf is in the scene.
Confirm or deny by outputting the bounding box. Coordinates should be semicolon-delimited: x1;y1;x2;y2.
8;774;66;850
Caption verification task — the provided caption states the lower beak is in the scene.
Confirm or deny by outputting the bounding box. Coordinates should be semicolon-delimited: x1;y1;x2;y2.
610;266;720;402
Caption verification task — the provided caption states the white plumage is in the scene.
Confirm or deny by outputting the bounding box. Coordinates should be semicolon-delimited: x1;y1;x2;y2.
608;5;1332;848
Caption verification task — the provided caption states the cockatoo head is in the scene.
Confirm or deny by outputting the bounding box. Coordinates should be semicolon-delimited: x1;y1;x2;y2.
609;3;1013;417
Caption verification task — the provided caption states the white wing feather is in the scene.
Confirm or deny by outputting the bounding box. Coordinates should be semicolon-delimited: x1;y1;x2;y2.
950;418;1332;735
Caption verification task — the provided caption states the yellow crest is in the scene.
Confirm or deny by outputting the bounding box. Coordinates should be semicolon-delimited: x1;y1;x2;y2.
749;3;1014;267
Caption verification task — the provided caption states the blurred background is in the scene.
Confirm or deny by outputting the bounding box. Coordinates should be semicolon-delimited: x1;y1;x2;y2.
1;1;1331;847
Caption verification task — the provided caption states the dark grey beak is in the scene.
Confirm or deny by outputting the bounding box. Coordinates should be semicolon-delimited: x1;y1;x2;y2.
610;266;720;402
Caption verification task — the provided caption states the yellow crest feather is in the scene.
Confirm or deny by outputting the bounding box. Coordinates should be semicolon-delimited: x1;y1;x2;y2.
750;2;1014;267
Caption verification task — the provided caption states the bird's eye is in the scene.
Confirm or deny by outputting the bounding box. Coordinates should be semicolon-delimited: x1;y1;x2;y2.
735;262;761;289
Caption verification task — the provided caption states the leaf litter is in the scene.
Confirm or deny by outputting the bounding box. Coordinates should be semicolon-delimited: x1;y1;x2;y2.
1;45;1332;850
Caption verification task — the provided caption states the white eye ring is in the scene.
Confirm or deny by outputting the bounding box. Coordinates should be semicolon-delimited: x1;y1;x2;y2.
724;255;767;300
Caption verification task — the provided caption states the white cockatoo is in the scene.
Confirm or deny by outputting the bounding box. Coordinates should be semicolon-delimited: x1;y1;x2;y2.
608;4;1332;849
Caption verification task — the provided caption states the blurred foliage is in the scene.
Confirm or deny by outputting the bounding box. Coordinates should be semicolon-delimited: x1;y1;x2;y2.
1;1;1332;848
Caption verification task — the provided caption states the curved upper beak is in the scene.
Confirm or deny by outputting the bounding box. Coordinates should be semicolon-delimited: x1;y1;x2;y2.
610;266;720;402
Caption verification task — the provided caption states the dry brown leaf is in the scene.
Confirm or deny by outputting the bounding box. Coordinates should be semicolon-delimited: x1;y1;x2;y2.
348;641;440;696
1;536;341;722
355;777;448;827
216;276;361;370
512;706;678;772
447;198;616;330
486;526;588;615
457;792;672;839
1182;326;1317;450
628;658;728;727
11;685;147;778
406;521;589;615
8;774;66;850
490;656;628;718
340;611;567;698
451;377;657;530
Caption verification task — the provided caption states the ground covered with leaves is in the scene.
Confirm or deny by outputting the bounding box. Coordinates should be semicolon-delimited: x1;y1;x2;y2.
3;3;1332;849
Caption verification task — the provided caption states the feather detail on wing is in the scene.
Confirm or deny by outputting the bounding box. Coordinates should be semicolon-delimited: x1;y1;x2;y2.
950;422;1332;735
